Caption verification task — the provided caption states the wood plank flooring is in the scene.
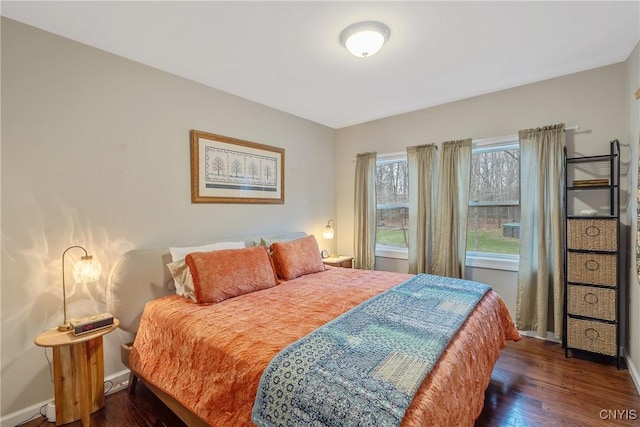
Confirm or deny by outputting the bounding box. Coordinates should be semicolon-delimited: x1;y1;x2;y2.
19;337;640;426
476;337;640;426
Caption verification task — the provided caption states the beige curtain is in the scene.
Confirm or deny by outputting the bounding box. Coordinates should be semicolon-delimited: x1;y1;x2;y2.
407;144;437;274
354;152;377;270
433;139;472;278
516;124;565;339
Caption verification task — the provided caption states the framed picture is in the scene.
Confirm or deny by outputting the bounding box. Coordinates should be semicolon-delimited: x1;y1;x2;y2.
190;130;284;204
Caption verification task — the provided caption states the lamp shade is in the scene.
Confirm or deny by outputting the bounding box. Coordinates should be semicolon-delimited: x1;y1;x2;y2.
340;21;390;58
72;255;102;283
323;220;335;239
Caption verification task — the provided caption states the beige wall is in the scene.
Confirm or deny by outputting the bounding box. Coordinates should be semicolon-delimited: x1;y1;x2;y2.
625;41;640;391
335;63;629;343
0;18;335;416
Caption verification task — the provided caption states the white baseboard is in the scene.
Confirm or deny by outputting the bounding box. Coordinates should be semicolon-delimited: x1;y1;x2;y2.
0;400;50;427
626;355;640;396
518;330;562;344
105;370;130;395
0;369;130;427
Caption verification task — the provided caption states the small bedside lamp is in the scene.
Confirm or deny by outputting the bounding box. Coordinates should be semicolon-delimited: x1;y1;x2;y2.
59;245;102;332
323;220;337;257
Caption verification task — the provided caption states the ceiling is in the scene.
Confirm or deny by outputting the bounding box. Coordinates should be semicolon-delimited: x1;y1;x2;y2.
2;1;639;129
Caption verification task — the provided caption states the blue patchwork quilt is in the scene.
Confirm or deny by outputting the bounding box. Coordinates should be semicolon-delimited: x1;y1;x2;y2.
252;274;490;427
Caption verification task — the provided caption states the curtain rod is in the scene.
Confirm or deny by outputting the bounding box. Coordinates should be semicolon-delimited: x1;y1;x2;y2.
353;125;581;161
473;125;580;146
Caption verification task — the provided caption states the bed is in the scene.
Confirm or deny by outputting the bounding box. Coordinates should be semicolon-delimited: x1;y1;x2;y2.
107;232;520;426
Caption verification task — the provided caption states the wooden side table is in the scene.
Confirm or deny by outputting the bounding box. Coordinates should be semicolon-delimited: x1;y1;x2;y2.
323;256;354;268
34;318;119;426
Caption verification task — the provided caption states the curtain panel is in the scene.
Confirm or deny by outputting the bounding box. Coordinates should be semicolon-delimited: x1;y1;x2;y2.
433;139;472;278
516;123;565;339
354;152;377;270
407;144;437;274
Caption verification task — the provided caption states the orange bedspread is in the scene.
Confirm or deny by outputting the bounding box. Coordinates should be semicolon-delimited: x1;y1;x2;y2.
130;268;520;426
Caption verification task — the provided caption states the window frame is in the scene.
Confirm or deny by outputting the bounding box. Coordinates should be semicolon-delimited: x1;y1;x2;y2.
467;135;520;271
375;152;410;259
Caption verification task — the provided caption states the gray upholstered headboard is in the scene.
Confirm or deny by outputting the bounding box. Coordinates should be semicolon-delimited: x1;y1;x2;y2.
106;231;307;334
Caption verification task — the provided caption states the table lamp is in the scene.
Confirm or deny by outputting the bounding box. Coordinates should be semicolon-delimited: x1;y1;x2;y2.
58;245;102;332
323;220;337;257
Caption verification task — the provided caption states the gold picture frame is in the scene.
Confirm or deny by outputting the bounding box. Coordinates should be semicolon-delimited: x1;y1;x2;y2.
190;130;284;204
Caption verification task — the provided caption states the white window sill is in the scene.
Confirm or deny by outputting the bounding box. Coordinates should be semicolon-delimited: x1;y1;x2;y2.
466;253;519;272
374;247;519;272
375;245;408;260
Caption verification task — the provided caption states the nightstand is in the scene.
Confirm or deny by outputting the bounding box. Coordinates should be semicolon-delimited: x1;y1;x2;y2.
34;318;119;426
323;256;354;268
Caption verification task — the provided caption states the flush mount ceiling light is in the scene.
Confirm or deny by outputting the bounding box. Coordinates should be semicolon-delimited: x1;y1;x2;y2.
340;21;390;58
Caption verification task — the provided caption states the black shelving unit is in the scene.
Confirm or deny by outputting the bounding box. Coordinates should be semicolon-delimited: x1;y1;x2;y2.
563;139;621;368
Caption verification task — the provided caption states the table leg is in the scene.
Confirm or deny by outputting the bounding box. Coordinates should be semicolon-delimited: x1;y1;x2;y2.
52;336;105;426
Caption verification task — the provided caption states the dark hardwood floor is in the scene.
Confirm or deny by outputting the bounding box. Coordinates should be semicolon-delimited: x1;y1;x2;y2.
19;337;640;426
476;337;640;426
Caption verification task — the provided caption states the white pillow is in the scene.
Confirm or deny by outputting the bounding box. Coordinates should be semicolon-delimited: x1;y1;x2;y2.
167;241;246;300
169;241;246;261
167;259;196;300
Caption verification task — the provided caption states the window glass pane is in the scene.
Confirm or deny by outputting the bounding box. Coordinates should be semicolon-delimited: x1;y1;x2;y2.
467;206;520;254
376;160;408;204
467;143;520;255
469;148;519;203
377;206;409;248
376;160;408;248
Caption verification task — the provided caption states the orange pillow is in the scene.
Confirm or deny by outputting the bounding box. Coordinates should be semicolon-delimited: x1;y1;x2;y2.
185;246;278;304
270;235;325;280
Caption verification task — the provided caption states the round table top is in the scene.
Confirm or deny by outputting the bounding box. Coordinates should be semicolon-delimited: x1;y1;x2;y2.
34;318;120;347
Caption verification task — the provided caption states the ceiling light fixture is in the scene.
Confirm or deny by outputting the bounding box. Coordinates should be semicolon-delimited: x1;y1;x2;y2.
340;21;390;58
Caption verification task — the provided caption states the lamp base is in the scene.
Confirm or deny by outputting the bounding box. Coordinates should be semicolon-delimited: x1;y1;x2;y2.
58;323;72;332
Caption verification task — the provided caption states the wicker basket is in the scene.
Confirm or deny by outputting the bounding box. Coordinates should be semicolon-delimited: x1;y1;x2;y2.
567;219;617;251
567;317;616;356
567;252;616;287
567;285;616;321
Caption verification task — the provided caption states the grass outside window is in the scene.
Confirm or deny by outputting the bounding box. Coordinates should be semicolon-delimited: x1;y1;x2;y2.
377;227;519;255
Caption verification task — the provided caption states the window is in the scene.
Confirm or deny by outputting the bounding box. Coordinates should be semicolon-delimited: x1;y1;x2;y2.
374;138;521;270
466;136;520;264
376;153;409;256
